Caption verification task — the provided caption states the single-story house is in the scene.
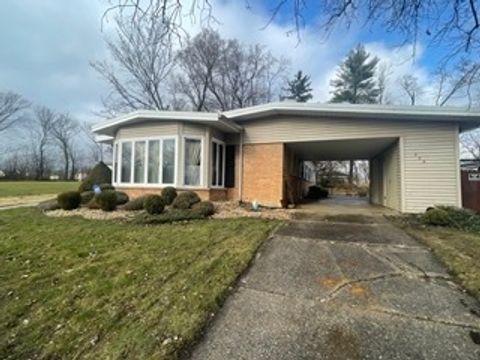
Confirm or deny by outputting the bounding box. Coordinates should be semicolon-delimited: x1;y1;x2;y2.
92;102;480;213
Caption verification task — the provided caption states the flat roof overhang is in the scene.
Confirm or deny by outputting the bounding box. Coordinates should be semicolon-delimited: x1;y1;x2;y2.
92;110;242;137
222;102;480;132
286;137;398;161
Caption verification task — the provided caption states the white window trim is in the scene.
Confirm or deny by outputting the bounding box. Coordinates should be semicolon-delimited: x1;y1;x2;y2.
182;135;204;188
114;135;178;188
211;138;226;188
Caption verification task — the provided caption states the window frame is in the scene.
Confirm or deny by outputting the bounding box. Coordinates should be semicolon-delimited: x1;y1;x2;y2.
114;135;178;188
210;138;226;188
182;135;204;188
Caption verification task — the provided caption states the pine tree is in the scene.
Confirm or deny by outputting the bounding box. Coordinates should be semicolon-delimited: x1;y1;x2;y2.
283;70;313;102
330;45;380;104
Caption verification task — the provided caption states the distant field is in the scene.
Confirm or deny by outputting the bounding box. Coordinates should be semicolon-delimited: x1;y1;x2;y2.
0;181;78;198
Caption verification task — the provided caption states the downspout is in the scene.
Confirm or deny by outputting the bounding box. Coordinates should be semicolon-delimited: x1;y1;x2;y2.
238;130;244;203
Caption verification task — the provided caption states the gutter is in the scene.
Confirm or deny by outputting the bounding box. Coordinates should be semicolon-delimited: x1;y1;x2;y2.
238;130;244;203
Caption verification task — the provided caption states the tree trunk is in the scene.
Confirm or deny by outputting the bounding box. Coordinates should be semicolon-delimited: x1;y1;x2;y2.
348;160;354;184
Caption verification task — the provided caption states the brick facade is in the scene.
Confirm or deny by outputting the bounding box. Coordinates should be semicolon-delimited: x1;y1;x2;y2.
241;143;285;207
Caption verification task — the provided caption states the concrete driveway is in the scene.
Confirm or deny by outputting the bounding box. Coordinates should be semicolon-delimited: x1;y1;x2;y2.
190;212;480;359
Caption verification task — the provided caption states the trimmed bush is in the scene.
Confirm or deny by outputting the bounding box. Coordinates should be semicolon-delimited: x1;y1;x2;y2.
192;201;215;217
172;191;201;209
307;186;329;200
38;199;60;211
161;186;177;205
133;209;205;225
115;191;129;205
421;208;450;226
78;162;112;192
57;191;81;210
123;196;147;211
95;190;117;212
357;187;368;197
100;183;115;191
80;191;95;205
144;195;165;215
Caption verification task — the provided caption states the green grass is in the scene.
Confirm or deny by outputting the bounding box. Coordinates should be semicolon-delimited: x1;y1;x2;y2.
396;219;480;300
0;208;279;359
0;181;78;197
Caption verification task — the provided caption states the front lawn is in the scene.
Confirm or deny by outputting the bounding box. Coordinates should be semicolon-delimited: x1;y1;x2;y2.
0;208;279;359
0;181;78;198
396;220;480;300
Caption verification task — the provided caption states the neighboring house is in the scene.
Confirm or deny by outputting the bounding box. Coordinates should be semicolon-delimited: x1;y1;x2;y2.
92;102;480;213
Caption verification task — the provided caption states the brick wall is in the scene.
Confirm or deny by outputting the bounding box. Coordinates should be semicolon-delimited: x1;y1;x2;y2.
241;143;285;207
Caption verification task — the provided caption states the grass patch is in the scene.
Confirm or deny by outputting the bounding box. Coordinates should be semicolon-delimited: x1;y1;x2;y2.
0;208;279;359
394;217;480;300
0;181;78;198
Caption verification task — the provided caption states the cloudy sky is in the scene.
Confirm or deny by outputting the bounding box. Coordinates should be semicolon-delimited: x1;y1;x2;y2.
0;0;443;126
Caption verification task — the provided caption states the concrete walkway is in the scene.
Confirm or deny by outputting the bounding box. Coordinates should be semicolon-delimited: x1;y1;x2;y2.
190;212;480;359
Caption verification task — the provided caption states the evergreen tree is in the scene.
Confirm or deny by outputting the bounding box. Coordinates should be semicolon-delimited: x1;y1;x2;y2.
330;45;380;104
283;70;313;102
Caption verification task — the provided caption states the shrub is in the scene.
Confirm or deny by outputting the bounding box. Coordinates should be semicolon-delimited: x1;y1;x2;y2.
192;201;215;217
421;208;450;226
307;186;329;200
123;196;147;211
115;191;129;205
436;206;480;232
161;186;177;205
57;191;81;210
80;191;95;205
172;191;201;209
95;190;117;212
100;183;115;191
133;209;205;225
357;187;368;197
78;162;112;192
38;199;60;211
144;195;165;215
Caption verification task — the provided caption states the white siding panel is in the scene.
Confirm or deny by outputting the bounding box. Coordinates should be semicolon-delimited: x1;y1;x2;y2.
116;121;178;139
381;141;401;211
242;116;460;213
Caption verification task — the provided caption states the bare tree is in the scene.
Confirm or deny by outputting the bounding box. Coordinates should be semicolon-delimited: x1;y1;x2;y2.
176;29;223;111
81;121;105;164
30;106;55;180
92;14;174;115
377;63;392;105
176;29;288;111
399;74;423;105
51;114;79;180
0;91;29;133
434;61;480;107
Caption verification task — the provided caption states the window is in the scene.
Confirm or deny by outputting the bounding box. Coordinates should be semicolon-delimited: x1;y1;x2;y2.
163;139;175;184
134;141;146;183
148;140;160;183
184;138;202;186
211;140;225;187
117;137;176;186
121;142;132;183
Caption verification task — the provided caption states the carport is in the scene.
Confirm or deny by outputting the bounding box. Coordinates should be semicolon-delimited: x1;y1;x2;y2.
285;137;400;210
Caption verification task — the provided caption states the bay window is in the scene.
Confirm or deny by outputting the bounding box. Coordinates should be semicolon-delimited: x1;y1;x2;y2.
116;137;176;186
211;139;225;187
184;138;202;186
121;142;132;183
148;140;160;183
163;139;175;184
134;141;146;183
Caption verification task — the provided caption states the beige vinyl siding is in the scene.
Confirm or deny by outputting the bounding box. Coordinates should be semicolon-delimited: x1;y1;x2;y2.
241;116;460;213
369;157;382;206
381;141;401;211
116;121;178;139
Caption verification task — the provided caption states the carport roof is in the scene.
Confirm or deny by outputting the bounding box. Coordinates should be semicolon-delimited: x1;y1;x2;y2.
222;102;480;131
